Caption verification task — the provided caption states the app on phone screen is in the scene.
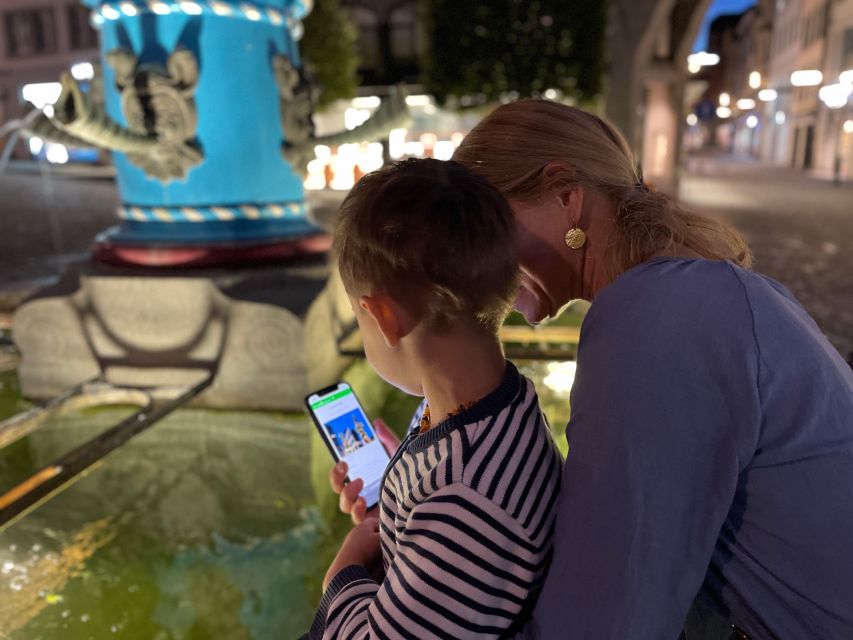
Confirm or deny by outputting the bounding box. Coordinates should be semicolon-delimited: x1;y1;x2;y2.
309;386;389;507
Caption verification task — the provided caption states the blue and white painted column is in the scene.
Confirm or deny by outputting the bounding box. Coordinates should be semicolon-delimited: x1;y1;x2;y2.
82;0;322;252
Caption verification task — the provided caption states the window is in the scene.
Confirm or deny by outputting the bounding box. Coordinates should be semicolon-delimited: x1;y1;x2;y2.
67;4;98;50
389;3;419;62
842;27;853;70
4;7;58;58
348;6;380;70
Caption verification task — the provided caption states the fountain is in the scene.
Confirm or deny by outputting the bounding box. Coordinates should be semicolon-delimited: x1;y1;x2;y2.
11;0;383;414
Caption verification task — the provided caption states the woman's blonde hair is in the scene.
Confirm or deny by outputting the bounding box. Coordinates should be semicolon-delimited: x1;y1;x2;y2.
453;99;751;279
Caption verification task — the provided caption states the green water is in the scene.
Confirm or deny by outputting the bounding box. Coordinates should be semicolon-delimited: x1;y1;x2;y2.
0;357;570;639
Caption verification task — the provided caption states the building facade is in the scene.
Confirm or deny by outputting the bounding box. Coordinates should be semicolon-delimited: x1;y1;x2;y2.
814;0;853;178
0;0;98;124
340;0;423;88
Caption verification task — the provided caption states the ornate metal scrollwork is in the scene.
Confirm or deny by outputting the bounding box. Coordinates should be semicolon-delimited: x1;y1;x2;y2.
106;48;204;182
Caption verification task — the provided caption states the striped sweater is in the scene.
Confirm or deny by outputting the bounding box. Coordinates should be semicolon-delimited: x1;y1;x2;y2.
308;361;562;639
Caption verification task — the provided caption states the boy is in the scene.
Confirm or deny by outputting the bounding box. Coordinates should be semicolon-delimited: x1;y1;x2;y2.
307;159;562;639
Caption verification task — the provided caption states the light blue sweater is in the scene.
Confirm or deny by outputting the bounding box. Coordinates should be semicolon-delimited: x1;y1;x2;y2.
526;257;853;639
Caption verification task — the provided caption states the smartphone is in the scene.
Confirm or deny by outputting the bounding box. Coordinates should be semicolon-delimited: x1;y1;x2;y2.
305;382;391;509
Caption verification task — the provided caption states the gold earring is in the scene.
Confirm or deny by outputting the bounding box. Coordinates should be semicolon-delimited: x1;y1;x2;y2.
565;227;586;250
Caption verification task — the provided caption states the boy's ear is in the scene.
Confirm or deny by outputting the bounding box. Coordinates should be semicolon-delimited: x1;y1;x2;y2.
360;294;409;348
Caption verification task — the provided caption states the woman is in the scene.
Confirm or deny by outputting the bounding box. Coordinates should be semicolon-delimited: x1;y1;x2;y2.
332;100;853;639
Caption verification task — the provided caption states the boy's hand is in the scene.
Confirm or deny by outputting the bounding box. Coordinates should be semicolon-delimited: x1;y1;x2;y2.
323;516;382;591
329;418;400;524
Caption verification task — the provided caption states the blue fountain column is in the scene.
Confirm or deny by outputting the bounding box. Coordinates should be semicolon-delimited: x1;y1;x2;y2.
82;0;318;245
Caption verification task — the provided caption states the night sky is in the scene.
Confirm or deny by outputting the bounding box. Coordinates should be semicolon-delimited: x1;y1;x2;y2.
693;0;758;51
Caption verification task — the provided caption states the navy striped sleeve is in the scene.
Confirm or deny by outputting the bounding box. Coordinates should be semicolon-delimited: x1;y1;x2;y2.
311;483;546;639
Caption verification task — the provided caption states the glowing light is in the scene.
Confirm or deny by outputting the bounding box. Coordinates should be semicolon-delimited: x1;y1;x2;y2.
790;70;823;87
543;88;559;100
313;144;332;162
351;96;381;109
775;111;786;125
389;128;407;159
119;1;138;16
840;70;853;85
749;71;762;89
42;104;54;118
45;143;69;164
746;115;759;129
405;95;432;107
179;1;203;15
687;51;720;68
403;141;425;157
844;120;853;134
420;133;438;147
209;1;232;15
267;8;284;24
90;12;105;27
358;143;384;173
242;3;262;21
819;83;852;109
719;92;731;107
344;108;371;131
688;62;702;74
28;137;44;155
450;132;465;146
758;89;778;102
543;361;577;394
149;1;171;15
21;82;62;109
330;144;357;191
433;140;455;160
70;62;94;81
716;106;732;119
101;5;121;20
686;114;698;126
736;98;756;110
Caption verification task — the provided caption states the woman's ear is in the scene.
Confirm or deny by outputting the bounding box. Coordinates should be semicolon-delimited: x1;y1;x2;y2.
360;294;406;348
557;186;585;227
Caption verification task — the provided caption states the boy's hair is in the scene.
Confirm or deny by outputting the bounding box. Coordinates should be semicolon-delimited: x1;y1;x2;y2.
334;158;519;332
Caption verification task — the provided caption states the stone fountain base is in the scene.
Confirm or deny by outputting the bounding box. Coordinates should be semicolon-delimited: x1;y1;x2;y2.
11;256;356;412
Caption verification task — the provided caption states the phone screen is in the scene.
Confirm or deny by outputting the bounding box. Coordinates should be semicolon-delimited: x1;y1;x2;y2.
307;384;390;509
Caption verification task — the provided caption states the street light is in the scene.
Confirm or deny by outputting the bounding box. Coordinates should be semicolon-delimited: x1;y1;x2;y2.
687;52;720;67
737;98;756;110
819;84;853;109
791;70;823;87
719;92;731;107
758;89;778;102
749;72;762;90
747;115;759;129
717;106;732;119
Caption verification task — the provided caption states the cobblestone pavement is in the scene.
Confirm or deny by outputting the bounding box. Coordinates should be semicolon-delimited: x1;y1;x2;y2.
0;158;850;358
681;154;853;360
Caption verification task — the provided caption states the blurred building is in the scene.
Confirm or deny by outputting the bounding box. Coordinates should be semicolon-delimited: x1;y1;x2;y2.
698;3;774;154
765;0;802;164
694;0;853;180
814;0;853;178
340;0;423;89
0;0;98;124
